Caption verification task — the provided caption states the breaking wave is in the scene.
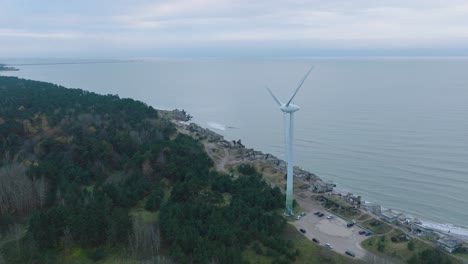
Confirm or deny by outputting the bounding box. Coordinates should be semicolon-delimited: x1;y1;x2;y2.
207;121;226;131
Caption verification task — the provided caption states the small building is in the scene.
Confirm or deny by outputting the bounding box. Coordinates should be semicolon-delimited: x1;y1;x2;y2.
437;237;462;253
361;202;381;214
312;180;335;193
380;210;401;223
410;223;436;236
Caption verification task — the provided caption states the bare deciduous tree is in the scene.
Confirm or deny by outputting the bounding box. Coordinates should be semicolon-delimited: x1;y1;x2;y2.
0;162;49;216
128;216;161;259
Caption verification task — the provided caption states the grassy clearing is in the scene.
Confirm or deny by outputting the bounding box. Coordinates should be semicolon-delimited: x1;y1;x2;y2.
84;185;95;192
453;250;468;262
129;198;158;223
356;214;371;221
362;230;431;262
419;234;439;243
242;243;274;264
58;247;140;264
326;207;360;220
362;231;464;264
130;208;158;223
222;192;232;205
360;218;393;235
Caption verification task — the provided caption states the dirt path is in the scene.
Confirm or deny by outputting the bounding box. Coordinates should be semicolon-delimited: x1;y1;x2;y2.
203;141;233;174
217;148;230;173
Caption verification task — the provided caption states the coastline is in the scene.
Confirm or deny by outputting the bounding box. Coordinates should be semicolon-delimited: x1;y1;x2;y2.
0;64;19;72
164;109;468;244
2;58;467;232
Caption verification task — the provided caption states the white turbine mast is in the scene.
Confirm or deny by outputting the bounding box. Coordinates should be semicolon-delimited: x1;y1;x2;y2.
266;66;313;216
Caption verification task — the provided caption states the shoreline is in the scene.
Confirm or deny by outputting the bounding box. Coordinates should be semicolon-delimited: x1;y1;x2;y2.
0;64;19;72
164;109;468;244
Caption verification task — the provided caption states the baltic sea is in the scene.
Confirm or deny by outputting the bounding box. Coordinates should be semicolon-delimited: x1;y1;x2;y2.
2;57;467;237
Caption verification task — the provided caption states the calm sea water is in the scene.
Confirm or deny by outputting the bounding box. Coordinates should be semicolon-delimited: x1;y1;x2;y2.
2;57;468;236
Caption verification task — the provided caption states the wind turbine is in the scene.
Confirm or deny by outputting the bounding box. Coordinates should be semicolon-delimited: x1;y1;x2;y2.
266;66;313;216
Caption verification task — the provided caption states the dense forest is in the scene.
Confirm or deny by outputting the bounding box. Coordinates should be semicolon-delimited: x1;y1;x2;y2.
0;76;296;263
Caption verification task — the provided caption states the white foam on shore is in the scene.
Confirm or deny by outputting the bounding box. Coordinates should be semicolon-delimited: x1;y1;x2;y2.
340;194;468;242
207;121;226;131
420;220;468;240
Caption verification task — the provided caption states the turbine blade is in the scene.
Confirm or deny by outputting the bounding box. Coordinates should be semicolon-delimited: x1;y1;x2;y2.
266;86;283;106
286;66;314;106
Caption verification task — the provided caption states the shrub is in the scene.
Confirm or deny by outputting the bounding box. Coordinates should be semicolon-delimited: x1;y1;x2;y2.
407;240;415;251
252;242;263;255
238;164;256;175
87;248;106;262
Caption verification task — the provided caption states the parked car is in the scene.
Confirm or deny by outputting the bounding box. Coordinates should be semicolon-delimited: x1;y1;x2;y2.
296;215;302;220
300;212;306;217
358;230;366;235
325;243;333;249
327;215;333;219
299;228;306;234
347;222;354;227
314;211;321;215
318;212;325;217
365;231;373;236
312;238;320;243
345;250;356;257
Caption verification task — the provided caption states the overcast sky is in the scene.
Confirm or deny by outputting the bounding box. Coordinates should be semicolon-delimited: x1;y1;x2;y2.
1;0;468;57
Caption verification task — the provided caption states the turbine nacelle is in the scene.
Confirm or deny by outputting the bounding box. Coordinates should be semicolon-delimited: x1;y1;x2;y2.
280;103;299;113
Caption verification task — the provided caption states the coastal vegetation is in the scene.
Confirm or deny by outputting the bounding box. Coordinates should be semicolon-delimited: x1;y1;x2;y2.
362;230;459;264
360;219;393;235
0;76;353;263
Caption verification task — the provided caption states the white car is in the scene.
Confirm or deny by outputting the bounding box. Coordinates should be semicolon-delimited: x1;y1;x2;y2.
296;215;301;220
327;215;333;219
325;243;333;249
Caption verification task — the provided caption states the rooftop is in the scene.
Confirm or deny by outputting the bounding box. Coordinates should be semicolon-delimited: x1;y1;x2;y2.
438;237;463;248
380;210;402;219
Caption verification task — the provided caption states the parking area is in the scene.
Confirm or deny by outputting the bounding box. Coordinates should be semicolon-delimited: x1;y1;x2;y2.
290;191;371;260
291;212;369;259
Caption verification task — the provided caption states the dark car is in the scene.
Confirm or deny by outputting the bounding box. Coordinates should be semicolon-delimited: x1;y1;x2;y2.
365;231;373;236
347;222;354;228
345;250;356;257
299;228;306;234
314;211;321;215
359;230;366;235
318;212;325;217
312;238;320;243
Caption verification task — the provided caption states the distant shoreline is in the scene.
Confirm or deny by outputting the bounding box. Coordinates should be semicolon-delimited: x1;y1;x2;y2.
0;64;19;71
2;60;140;67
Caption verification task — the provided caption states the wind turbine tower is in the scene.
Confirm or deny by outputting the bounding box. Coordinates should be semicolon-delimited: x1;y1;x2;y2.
266;67;313;216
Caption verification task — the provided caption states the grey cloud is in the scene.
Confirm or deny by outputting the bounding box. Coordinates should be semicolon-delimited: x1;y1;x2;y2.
1;0;468;57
